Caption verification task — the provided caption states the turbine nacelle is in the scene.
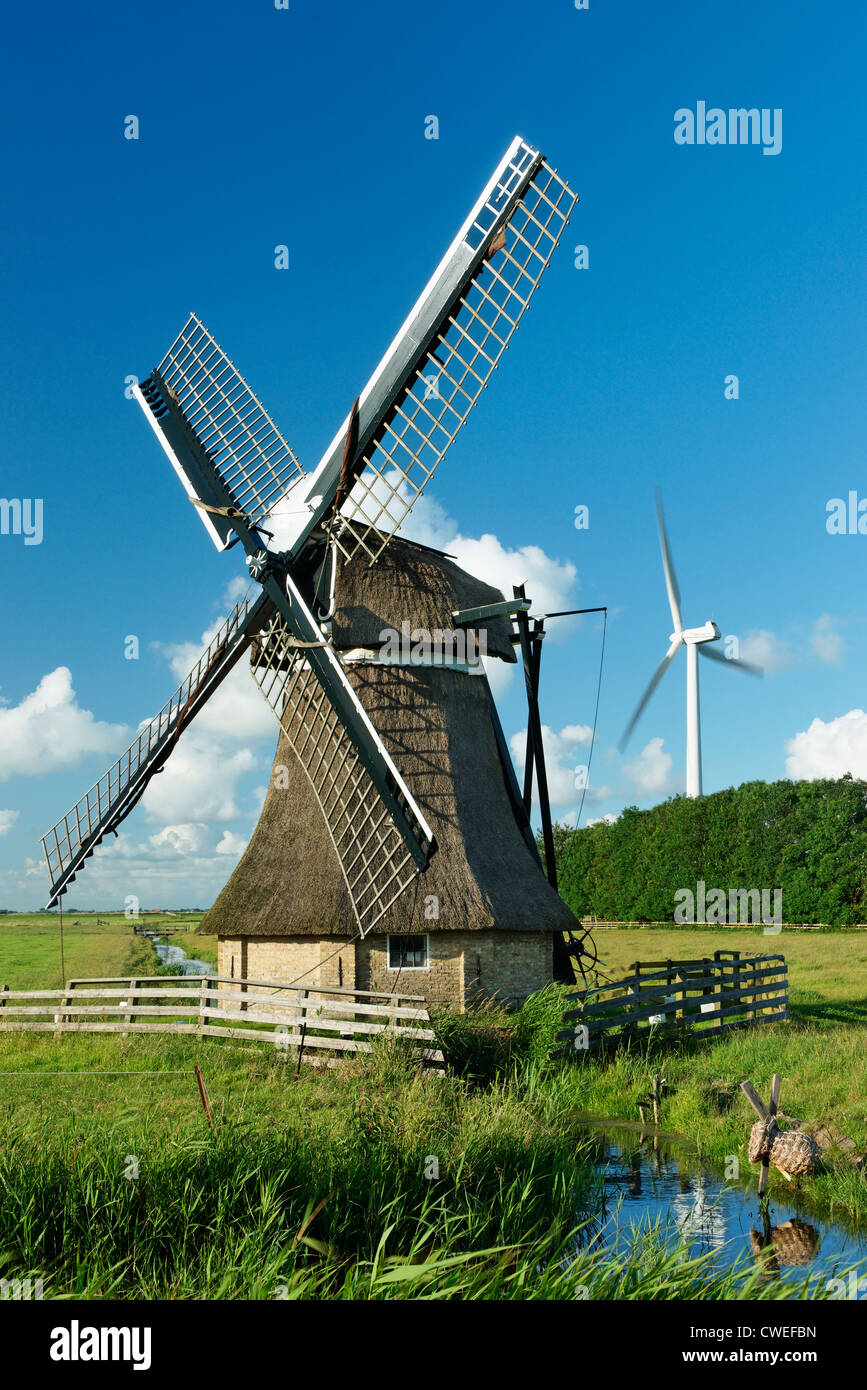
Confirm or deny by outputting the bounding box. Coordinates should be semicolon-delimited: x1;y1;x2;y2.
620;494;762;798
671;621;720;647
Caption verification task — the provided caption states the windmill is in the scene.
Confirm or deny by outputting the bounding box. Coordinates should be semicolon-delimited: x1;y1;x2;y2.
619;492;762;798
40;136;587;1003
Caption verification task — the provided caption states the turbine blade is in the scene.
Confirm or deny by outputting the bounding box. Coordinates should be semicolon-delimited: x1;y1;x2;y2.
699;645;763;677
655;489;683;633
619;641;681;751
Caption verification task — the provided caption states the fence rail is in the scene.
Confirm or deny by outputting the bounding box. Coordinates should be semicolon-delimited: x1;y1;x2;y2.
0;975;444;1068
557;951;788;1055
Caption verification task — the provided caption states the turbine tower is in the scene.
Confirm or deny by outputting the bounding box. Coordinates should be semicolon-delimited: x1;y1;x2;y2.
620;492;761;798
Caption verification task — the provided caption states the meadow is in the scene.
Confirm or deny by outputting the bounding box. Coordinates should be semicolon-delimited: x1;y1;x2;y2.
0;918;863;1299
0;912;216;989
567;926;867;1229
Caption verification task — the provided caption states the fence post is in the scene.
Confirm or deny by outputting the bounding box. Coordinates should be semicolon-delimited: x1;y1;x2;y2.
295;988;310;1077
746;957;757;1023
197;976;208;1039
296;988;309;1036
123;979;138;1038
58;979;75;1033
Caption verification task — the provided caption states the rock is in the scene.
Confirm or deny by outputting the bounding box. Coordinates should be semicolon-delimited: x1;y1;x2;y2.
813;1124;857;1153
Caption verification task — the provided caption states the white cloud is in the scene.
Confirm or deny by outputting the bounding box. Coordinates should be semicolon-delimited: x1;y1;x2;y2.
0;669;128;781
510;723;610;809
623;736;678;796
395;482;581;700
0;809;19;837
24;820;252;910
735;617;843;676
810;614;844;666
217;830;249;856
140;732;259;825
400;484;578;622
586;811;619;827
148;823;210;856
737;630;792;676
784;708;867;780
154;635;275;747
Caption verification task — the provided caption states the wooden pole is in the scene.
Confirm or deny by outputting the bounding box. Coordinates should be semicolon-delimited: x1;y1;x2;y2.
295;1021;308;1077
194;1065;214;1129
740;1076;781;1198
58;895;66;987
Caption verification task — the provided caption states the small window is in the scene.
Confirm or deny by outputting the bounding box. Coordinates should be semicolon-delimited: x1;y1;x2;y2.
387;934;429;970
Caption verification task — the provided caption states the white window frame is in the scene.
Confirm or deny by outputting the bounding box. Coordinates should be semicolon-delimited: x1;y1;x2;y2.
386;933;430;971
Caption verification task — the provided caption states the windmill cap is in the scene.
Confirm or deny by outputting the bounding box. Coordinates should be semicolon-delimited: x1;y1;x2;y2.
329;535;517;663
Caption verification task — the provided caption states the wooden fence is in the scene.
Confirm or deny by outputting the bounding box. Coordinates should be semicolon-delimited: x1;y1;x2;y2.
557;951;788;1055
0;974;444;1069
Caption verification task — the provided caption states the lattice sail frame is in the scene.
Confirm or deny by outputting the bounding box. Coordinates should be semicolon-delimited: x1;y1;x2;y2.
137;314;306;550
41;595;257;905
250;611;429;936
331;145;578;564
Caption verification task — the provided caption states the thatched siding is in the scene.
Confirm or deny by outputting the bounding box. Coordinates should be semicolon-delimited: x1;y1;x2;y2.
204;661;578;938
329;537;516;662
205;538;577;1012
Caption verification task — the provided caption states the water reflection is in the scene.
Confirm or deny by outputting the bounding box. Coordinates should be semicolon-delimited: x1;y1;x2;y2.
577;1124;865;1296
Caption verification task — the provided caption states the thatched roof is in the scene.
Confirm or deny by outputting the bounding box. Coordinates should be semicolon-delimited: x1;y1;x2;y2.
203;658;579;937
328;535;516;662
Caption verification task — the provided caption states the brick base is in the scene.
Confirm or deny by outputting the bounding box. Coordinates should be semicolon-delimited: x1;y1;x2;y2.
217;932;552;1011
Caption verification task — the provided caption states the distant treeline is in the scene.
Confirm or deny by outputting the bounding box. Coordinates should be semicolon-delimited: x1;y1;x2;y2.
550;777;867;926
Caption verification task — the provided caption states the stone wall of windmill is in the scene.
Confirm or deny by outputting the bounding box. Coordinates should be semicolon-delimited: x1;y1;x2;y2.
218;932;554;1010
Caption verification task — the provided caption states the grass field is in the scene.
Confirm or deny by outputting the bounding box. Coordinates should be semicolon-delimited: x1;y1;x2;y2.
568;926;867;1228
0;913;218;988
0;1031;833;1300
0;920;863;1298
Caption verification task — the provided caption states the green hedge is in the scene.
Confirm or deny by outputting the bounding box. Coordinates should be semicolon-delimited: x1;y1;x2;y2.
553;777;867;926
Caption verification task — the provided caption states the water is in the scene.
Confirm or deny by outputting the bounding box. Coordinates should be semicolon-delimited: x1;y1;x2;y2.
578;1122;867;1297
149;935;210;976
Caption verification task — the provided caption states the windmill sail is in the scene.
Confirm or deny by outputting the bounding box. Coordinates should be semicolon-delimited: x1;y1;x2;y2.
135;314;306;551
293;136;578;565
45;134;575;914
250;607;434;936
40;592;270;908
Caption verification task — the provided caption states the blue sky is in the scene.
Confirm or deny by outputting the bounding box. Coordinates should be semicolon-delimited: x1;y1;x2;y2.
2;0;866;908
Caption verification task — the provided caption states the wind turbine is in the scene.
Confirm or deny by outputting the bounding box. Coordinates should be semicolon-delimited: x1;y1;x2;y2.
620;492;762;798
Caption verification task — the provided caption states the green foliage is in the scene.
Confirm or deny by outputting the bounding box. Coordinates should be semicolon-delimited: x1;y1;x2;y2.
0;1032;839;1300
557;777;867;925
512;983;572;1067
432;984;572;1081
